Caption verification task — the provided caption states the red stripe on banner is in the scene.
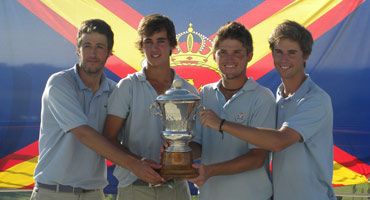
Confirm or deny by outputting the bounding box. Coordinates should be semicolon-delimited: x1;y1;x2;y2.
106;60;137;79
308;0;366;40
106;160;114;167
17;0;137;78
247;55;275;80
235;0;295;29
97;0;143;29
0;141;39;171
17;0;76;43
248;0;366;80
21;183;35;190
208;0;294;40
334;145;370;179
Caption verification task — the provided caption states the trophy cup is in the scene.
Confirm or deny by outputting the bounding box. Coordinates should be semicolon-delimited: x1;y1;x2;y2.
150;79;200;179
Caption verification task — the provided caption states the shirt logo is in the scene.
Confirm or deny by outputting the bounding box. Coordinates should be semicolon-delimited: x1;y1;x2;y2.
236;112;244;122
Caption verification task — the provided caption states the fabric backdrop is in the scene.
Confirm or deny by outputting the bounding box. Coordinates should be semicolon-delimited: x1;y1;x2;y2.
0;0;369;194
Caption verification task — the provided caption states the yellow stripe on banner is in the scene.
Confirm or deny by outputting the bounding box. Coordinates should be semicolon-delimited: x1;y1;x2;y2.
248;0;341;67
41;0;142;71
333;161;369;185
0;157;38;188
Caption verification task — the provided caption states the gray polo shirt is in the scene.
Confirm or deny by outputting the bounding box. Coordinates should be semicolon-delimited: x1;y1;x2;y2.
273;75;336;200
107;65;198;187
193;79;275;200
34;65;116;189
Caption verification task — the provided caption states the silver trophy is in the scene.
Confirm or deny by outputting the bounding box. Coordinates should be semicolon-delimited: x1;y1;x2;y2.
150;79;200;179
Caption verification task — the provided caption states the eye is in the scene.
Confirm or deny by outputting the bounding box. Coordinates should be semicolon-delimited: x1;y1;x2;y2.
234;50;242;55
217;50;226;56
274;49;282;54
143;40;152;45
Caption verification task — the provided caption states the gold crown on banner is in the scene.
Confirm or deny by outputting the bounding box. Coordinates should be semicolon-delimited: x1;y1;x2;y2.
171;23;219;73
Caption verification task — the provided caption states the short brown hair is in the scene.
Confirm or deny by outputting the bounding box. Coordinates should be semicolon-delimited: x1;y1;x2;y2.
77;19;114;52
136;14;177;53
213;22;253;54
268;20;313;57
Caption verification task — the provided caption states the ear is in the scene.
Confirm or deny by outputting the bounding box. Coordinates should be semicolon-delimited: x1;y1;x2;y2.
213;52;216;61
303;54;310;62
76;47;80;56
170;45;176;55
247;52;253;62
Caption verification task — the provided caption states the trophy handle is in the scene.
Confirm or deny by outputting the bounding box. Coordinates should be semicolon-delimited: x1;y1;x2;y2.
193;103;205;120
150;103;163;119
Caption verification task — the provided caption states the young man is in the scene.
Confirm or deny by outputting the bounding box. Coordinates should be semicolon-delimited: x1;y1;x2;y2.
31;19;150;200
103;14;196;200
199;20;336;200
188;22;275;200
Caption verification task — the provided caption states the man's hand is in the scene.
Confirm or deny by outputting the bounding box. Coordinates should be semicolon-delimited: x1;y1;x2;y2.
131;158;165;185
187;163;210;187
199;109;223;131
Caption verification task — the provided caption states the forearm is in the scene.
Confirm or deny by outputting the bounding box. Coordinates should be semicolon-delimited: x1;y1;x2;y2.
105;135;141;160
221;121;282;151
72;125;140;171
200;109;284;151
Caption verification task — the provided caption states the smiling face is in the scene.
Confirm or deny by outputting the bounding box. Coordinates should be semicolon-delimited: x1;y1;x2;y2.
77;32;111;74
142;29;173;68
272;38;309;81
214;38;252;81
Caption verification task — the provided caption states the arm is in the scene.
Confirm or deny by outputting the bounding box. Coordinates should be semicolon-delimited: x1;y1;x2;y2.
101;114;164;183
103;114;140;159
71;124;164;185
199;109;302;152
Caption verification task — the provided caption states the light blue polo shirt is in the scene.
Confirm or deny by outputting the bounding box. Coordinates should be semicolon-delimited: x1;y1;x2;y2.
273;75;336;200
34;65;116;189
192;79;275;200
107;64;198;187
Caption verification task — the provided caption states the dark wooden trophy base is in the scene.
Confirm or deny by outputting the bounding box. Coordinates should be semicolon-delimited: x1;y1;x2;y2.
160;151;198;179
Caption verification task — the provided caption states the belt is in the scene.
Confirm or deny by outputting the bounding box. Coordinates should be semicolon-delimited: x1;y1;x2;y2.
132;179;175;187
35;182;98;194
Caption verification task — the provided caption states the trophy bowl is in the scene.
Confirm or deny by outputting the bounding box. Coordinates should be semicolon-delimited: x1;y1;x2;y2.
150;79;200;179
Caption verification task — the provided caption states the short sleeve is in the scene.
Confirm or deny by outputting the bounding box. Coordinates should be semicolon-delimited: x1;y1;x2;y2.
45;74;87;133
107;78;132;119
283;95;332;142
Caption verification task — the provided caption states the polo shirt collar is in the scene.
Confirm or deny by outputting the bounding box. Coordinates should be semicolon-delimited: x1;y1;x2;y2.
277;74;312;101
136;59;179;83
212;78;258;92
137;65;147;82
73;64;110;94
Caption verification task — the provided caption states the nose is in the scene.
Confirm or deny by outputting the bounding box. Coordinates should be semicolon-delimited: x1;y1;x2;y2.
90;47;98;56
279;53;290;62
225;54;236;62
151;42;160;51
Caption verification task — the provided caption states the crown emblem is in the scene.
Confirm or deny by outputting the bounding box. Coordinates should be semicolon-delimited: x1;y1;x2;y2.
171;23;220;75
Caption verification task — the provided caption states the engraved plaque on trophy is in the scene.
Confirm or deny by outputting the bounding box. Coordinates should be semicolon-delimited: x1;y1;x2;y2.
150;79;200;179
